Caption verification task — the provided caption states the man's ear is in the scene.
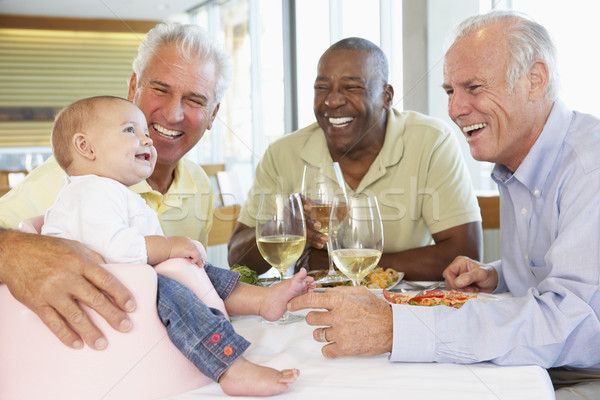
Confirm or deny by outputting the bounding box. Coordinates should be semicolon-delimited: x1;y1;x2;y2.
127;72;137;102
383;84;394;110
206;103;220;131
528;60;550;101
73;133;95;160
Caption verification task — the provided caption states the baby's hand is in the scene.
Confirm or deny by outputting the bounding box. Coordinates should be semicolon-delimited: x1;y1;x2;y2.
167;236;207;267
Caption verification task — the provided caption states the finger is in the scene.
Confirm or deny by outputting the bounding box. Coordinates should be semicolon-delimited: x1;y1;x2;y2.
321;342;341;358
35;305;85;349
45;292;109;350
327;285;369;295
304;309;335;327
287;292;334;312
313;327;325;342
453;269;481;289
84;264;136;313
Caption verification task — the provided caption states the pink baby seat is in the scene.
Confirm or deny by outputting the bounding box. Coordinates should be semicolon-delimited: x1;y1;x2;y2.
0;217;227;399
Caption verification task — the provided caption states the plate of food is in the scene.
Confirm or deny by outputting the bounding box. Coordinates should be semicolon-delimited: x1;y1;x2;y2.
310;267;404;293
382;288;499;309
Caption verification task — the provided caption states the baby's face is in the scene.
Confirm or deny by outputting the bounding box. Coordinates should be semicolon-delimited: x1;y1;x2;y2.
89;99;157;186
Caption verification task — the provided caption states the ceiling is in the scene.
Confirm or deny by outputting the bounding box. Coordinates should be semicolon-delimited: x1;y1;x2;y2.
0;0;204;21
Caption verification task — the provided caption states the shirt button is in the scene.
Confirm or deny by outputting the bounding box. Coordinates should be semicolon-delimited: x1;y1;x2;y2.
525;254;529;261
521;208;527;215
534;189;540;196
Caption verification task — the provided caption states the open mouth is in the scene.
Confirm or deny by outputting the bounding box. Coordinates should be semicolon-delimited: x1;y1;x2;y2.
462;122;487;137
328;116;354;128
136;153;151;162
153;123;183;139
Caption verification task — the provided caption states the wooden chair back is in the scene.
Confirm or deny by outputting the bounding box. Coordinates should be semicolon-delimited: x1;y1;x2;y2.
201;164;226;205
207;204;241;246
477;195;500;229
0;170;27;197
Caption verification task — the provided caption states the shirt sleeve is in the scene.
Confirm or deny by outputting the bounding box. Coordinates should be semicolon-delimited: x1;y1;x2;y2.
390;167;600;369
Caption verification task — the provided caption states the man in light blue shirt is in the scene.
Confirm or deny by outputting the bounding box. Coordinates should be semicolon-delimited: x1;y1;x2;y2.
289;9;600;398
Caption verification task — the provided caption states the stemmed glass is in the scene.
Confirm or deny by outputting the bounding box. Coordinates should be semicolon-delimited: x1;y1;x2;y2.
256;193;307;324
301;162;349;285
329;193;384;287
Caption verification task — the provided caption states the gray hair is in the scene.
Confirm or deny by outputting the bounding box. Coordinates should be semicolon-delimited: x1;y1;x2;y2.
446;10;559;101
132;22;233;104
327;37;389;85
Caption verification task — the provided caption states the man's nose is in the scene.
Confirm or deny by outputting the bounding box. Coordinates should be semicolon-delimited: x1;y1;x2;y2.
163;97;184;123
447;90;471;121
324;89;345;108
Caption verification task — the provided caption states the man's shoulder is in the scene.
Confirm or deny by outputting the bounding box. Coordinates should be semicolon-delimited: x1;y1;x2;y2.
268;122;321;149
180;158;210;180
567;111;600;173
392;109;454;137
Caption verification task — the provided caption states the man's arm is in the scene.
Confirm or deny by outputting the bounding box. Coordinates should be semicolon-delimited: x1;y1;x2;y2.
378;221;482;281
227;222;272;275
0;228;136;350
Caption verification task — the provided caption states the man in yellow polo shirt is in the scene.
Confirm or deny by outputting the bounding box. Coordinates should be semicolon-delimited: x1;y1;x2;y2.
0;22;230;350
228;37;482;280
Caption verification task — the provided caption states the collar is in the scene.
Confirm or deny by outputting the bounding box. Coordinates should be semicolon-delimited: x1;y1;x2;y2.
492;99;572;197
298;109;403;190
130;158;197;197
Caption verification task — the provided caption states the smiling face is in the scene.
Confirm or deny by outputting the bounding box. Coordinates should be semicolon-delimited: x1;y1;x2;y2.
313;48;393;158
442;23;548;172
127;44;220;168
86;99;157;186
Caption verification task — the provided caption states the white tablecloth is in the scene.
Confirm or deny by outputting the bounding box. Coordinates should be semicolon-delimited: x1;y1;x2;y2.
166;308;555;399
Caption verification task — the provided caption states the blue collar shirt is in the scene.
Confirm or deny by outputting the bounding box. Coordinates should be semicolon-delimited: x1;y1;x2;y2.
390;99;600;369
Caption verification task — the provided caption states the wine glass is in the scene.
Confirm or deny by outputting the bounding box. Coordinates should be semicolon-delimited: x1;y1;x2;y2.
329;193;384;287
301;162;349;285
256;193;307;324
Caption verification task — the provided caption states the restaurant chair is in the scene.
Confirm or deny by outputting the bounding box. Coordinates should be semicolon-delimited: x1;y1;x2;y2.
201;163;226;205
477;194;500;230
207;204;241;247
0;169;27;197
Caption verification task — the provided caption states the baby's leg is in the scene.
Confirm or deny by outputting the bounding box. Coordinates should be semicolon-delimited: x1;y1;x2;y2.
156;275;249;380
157;275;300;396
219;358;299;396
260;268;316;321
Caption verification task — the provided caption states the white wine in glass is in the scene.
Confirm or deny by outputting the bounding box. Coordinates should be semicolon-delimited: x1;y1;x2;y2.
329;194;384;287
301;162;349;284
256;193;307;324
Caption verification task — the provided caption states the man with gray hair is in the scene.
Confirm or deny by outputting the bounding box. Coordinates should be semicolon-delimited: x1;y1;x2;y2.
289;10;600;398
0;23;232;351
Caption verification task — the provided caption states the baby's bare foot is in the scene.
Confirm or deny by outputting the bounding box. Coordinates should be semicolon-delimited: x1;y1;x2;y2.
219;357;299;396
261;268;316;321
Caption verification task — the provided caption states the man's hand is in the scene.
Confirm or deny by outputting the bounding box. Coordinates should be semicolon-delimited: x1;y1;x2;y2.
0;230;136;350
443;256;498;293
302;199;328;250
295;246;329;272
288;286;393;358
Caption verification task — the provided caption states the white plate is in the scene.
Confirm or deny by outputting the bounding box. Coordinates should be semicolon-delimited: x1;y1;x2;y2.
313;272;405;293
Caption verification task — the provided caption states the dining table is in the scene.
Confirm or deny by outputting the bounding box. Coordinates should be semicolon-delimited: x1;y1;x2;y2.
166;282;555;400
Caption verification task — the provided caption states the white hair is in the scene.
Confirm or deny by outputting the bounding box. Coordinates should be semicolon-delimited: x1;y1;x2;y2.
132;22;233;104
445;10;559;101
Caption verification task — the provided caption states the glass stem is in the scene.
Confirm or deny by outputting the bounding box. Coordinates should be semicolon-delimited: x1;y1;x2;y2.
326;242;337;276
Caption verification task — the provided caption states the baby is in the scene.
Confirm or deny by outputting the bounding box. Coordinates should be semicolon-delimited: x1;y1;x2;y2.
41;95;315;396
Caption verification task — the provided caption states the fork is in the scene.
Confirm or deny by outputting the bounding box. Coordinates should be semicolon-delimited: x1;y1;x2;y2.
393;281;442;295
